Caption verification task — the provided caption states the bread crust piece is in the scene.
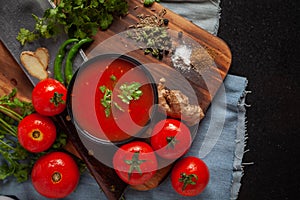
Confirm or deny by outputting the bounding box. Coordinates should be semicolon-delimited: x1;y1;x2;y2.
157;78;204;126
20;51;48;80
34;47;50;70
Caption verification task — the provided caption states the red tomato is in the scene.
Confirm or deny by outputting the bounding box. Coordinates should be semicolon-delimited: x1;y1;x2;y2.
171;156;209;196
113;141;158;185
31;151;80;198
150;119;191;160
17;113;56;153
32;78;67;116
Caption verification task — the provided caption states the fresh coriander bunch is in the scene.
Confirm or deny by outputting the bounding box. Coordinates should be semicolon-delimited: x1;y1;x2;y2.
17;0;128;45
0;89;68;182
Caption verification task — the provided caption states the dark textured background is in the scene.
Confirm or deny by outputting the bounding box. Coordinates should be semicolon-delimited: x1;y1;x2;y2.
218;0;299;199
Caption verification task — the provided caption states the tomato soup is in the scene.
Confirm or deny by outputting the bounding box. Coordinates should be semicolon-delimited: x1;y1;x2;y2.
70;54;156;143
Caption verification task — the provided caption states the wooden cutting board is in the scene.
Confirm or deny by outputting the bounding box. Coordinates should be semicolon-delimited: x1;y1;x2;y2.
0;1;231;200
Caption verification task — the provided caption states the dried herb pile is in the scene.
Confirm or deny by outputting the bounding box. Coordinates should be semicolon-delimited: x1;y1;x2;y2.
127;9;172;60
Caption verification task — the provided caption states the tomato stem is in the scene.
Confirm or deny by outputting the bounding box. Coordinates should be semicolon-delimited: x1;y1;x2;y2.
124;152;146;179
179;172;198;190
166;136;178;149
50;92;65;107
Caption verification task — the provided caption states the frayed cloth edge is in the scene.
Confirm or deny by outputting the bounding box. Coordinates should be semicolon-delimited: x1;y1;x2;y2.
230;79;252;200
212;0;221;35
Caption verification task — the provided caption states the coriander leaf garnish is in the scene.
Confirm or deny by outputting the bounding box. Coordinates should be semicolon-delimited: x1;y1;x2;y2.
99;81;143;117
99;85;123;117
100;86;113;117
118;82;143;104
110;75;117;81
99;85;106;93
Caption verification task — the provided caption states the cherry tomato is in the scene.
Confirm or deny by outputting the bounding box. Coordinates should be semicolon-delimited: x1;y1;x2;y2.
113;141;158;185
31;151;80;198
171;156;209;196
17;113;56;153
150;119;191;160
32;78;67;116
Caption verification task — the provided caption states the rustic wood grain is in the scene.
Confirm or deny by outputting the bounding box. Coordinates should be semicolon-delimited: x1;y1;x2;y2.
0;41;32;100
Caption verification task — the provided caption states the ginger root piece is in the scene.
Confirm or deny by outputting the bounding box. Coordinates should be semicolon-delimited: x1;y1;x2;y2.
157;78;204;126
20;51;48;80
34;47;50;70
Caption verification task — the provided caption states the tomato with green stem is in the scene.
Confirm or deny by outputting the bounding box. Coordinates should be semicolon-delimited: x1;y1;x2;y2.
32;78;67;116
150;119;191;160
17;113;56;153
171;156;209;196
113;141;158;185
31;151;80;198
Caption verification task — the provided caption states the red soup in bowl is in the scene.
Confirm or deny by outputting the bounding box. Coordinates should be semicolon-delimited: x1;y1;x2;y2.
68;54;157;144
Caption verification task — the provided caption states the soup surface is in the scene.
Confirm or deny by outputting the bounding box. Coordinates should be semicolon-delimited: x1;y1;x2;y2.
71;56;155;142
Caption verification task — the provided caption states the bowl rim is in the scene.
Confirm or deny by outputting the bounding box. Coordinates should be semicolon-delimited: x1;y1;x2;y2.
66;53;158;146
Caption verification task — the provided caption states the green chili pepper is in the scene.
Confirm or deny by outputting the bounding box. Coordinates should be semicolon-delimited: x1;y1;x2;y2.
54;38;79;84
65;38;93;85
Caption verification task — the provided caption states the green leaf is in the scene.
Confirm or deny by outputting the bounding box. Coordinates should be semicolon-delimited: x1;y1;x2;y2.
16;28;38;46
90;0;99;7
75;0;84;5
144;0;155;7
0;161;14;180
110;75;117;81
74;29;87;40
99;85;106;93
51;131;68;149
14;163;30;182
99;13;113;30
118;82;143;104
104;108;111;118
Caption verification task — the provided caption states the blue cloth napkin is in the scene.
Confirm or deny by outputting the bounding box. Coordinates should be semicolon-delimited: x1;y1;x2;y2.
0;74;248;200
161;0;221;35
